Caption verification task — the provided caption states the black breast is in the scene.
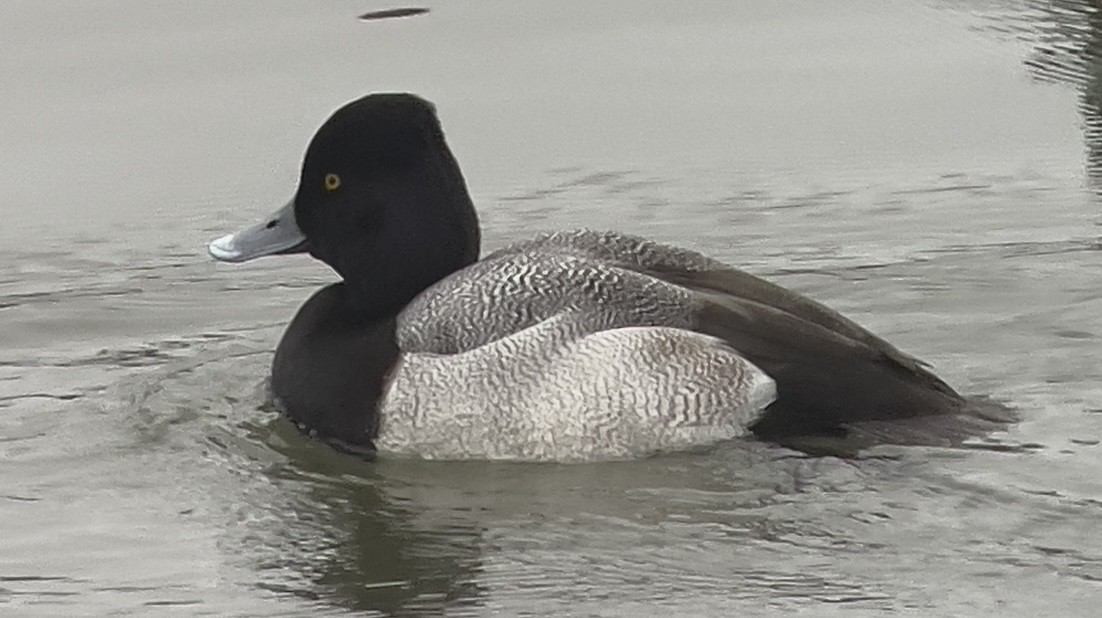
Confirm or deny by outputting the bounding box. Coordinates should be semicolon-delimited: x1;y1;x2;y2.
270;283;400;452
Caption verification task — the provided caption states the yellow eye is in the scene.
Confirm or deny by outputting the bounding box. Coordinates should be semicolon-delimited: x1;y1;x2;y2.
323;173;341;192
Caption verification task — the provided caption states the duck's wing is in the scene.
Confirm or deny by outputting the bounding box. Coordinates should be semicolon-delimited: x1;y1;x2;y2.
399;230;1003;444
379;312;776;461
646;267;952;389
678;284;970;438
673;271;1021;445
490;230;942;380
472;231;997;440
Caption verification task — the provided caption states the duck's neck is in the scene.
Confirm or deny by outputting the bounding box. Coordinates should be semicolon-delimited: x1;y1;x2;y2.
274;180;480;448
271;283;400;449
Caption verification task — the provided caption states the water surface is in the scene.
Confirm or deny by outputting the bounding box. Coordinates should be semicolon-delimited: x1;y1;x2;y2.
1;1;1100;615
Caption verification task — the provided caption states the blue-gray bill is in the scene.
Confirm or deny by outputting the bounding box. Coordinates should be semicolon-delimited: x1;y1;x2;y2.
208;198;307;263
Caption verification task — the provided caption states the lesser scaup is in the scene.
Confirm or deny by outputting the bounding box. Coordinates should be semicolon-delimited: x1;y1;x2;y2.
209;93;1007;461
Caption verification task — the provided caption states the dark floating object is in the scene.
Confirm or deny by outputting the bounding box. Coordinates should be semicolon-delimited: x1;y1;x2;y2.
358;7;429;21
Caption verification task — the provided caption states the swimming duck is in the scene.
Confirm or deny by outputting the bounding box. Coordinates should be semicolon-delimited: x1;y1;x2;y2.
209;93;1000;461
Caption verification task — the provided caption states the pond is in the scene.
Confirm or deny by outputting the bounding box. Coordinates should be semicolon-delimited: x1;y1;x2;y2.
1;0;1100;615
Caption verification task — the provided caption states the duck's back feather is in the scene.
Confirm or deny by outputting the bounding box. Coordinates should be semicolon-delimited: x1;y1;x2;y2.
397;249;696;353
396;230;992;445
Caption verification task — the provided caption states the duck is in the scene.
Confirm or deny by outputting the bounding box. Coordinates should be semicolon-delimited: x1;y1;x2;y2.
208;93;1007;461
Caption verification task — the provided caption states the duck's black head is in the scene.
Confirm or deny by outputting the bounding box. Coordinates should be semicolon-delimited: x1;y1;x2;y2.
210;93;481;319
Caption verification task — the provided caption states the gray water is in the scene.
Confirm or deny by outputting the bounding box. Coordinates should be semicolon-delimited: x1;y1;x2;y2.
2;0;1101;615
